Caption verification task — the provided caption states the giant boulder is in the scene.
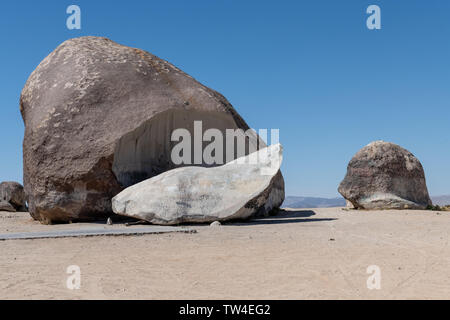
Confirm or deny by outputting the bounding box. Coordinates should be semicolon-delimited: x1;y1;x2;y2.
112;144;284;225
338;141;432;210
20;36;284;223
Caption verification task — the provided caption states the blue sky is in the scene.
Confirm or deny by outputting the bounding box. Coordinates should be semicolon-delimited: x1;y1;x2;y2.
0;0;449;197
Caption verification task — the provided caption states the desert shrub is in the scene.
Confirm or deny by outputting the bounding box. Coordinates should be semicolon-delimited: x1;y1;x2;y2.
426;205;450;211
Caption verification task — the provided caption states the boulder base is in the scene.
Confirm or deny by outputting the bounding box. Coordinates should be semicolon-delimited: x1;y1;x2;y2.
0;201;16;212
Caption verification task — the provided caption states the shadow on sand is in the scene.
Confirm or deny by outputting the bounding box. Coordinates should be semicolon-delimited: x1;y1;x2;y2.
230;209;337;226
80;209;337;227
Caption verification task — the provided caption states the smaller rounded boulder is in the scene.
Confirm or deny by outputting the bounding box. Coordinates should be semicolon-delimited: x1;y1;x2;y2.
0;181;27;212
338;141;432;210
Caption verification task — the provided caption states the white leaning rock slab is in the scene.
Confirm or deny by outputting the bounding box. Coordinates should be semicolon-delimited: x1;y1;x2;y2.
112;144;284;225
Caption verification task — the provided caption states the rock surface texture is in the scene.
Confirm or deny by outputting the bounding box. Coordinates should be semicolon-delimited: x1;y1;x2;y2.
0;182;27;212
338;141;432;210
20;36;284;223
112;144;284;225
0;202;16;212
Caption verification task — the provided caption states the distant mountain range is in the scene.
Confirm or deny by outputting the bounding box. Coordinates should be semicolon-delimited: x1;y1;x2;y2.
431;195;450;206
282;195;450;208
282;196;346;208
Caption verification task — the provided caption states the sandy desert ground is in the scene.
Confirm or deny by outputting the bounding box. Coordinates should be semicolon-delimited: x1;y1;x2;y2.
1;207;450;300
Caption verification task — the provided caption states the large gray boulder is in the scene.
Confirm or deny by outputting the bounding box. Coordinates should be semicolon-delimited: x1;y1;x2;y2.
112;144;284;225
20;36;284;223
0;182;27;212
338;141;432;210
